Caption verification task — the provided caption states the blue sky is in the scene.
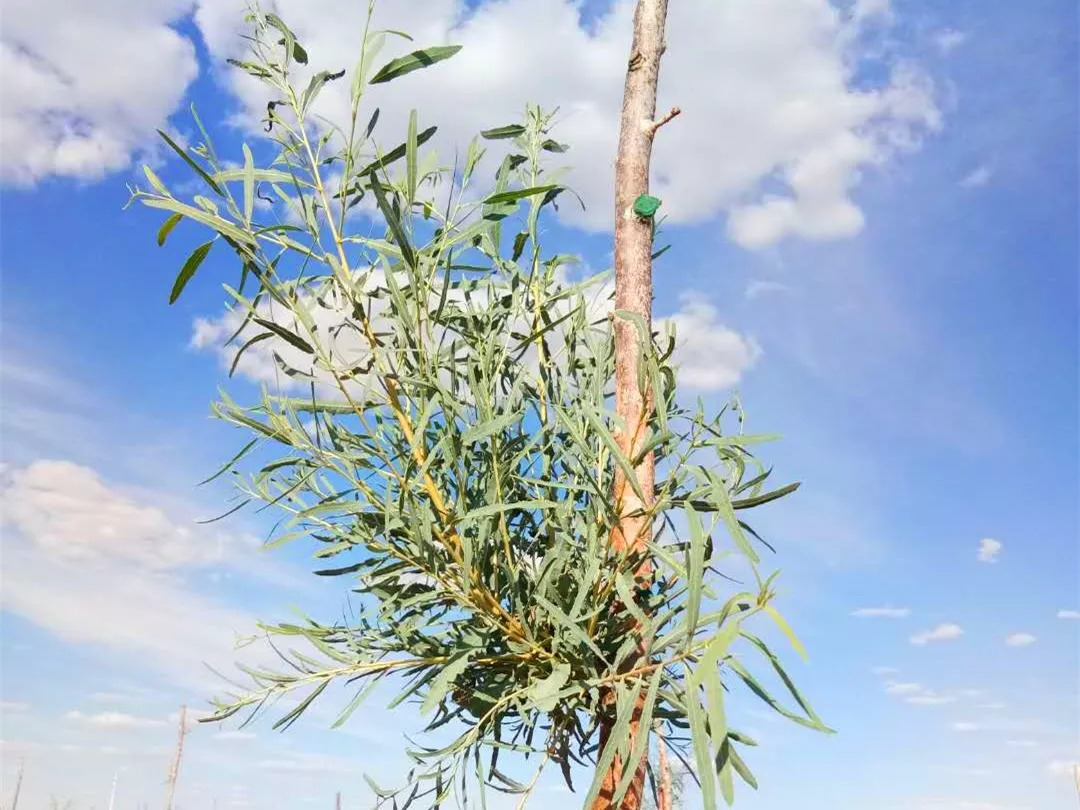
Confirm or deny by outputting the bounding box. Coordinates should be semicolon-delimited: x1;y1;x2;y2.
1;0;1077;808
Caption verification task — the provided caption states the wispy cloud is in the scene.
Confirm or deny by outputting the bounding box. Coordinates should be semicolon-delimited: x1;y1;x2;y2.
885;681;924;696
851;606;911;618
910;623;964;645
744;280;793;300
883;681;975;706
976;538;1002;563
1057;610;1080;620
951;722;981;732
933;29;969;55
906;693;958;706
64;710;166;731
960;164;994;188
1004;633;1036;647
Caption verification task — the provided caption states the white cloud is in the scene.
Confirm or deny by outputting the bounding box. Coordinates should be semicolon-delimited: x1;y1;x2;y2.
0;0;198;185
951;722;980;732
3;1;942;249
1006;740;1038;748
976;538;1002;563
1;539;257;690
64;710;165;731
202;0;935;249
934;29;969;55
883;681;959;706
660;293;761;389
852;0;892;24
872;666;899;675
1056;610;1080;620
0;701;30;713
949;718;1050;735
910;623;963;645
1004;633;1036;647
1047;760;1080;778
960;165;994;188
851;606;911;618
0;459;278;690
885;681;923;696
0;460;241;569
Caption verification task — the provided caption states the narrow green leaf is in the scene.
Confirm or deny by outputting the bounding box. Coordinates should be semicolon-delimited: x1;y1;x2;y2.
141;197;255;248
156;213;183;246
583;681;644;809
480;124;526;140
196;438;258;486
142;165;169;196
684;667;717;810
170;241;213;304
461;411;520;446
482;185;560;205
368;172;416;270
252;318;315;354
300;69;346;115
420;653;471;716
364;775;394;799
458;499;558;523
241;143;255;225
406;109;418;205
369;45;462;84
463;136;485;184
762;604;809;661
731;481;800;510
156;130;223;196
229;331;274;377
526;663;570;713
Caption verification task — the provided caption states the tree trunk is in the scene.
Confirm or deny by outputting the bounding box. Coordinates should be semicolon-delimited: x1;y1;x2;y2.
596;0;677;808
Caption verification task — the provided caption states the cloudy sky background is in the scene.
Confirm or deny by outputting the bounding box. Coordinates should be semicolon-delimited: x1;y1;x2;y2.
1;0;1077;808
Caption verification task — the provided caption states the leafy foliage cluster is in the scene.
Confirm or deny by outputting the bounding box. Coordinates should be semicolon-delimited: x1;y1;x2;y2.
131;8;828;808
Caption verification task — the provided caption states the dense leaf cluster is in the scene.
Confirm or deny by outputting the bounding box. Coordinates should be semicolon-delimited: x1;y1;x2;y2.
130;8;828;808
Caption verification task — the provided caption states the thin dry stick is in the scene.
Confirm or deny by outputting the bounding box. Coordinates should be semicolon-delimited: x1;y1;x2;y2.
10;756;25;810
596;0;676;808
335;792;342;810
164;706;188;810
107;770;119;810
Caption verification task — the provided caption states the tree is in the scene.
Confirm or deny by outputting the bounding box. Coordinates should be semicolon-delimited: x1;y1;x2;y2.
131;4;830;808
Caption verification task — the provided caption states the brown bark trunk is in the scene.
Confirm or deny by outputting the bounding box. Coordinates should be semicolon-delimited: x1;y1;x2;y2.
657;730;673;810
594;1;677;808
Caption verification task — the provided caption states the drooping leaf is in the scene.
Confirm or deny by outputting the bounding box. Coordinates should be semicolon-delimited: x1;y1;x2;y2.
170;241;214;304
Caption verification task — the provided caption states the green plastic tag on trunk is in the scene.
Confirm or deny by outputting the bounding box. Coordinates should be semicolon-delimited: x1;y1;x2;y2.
633;194;662;219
